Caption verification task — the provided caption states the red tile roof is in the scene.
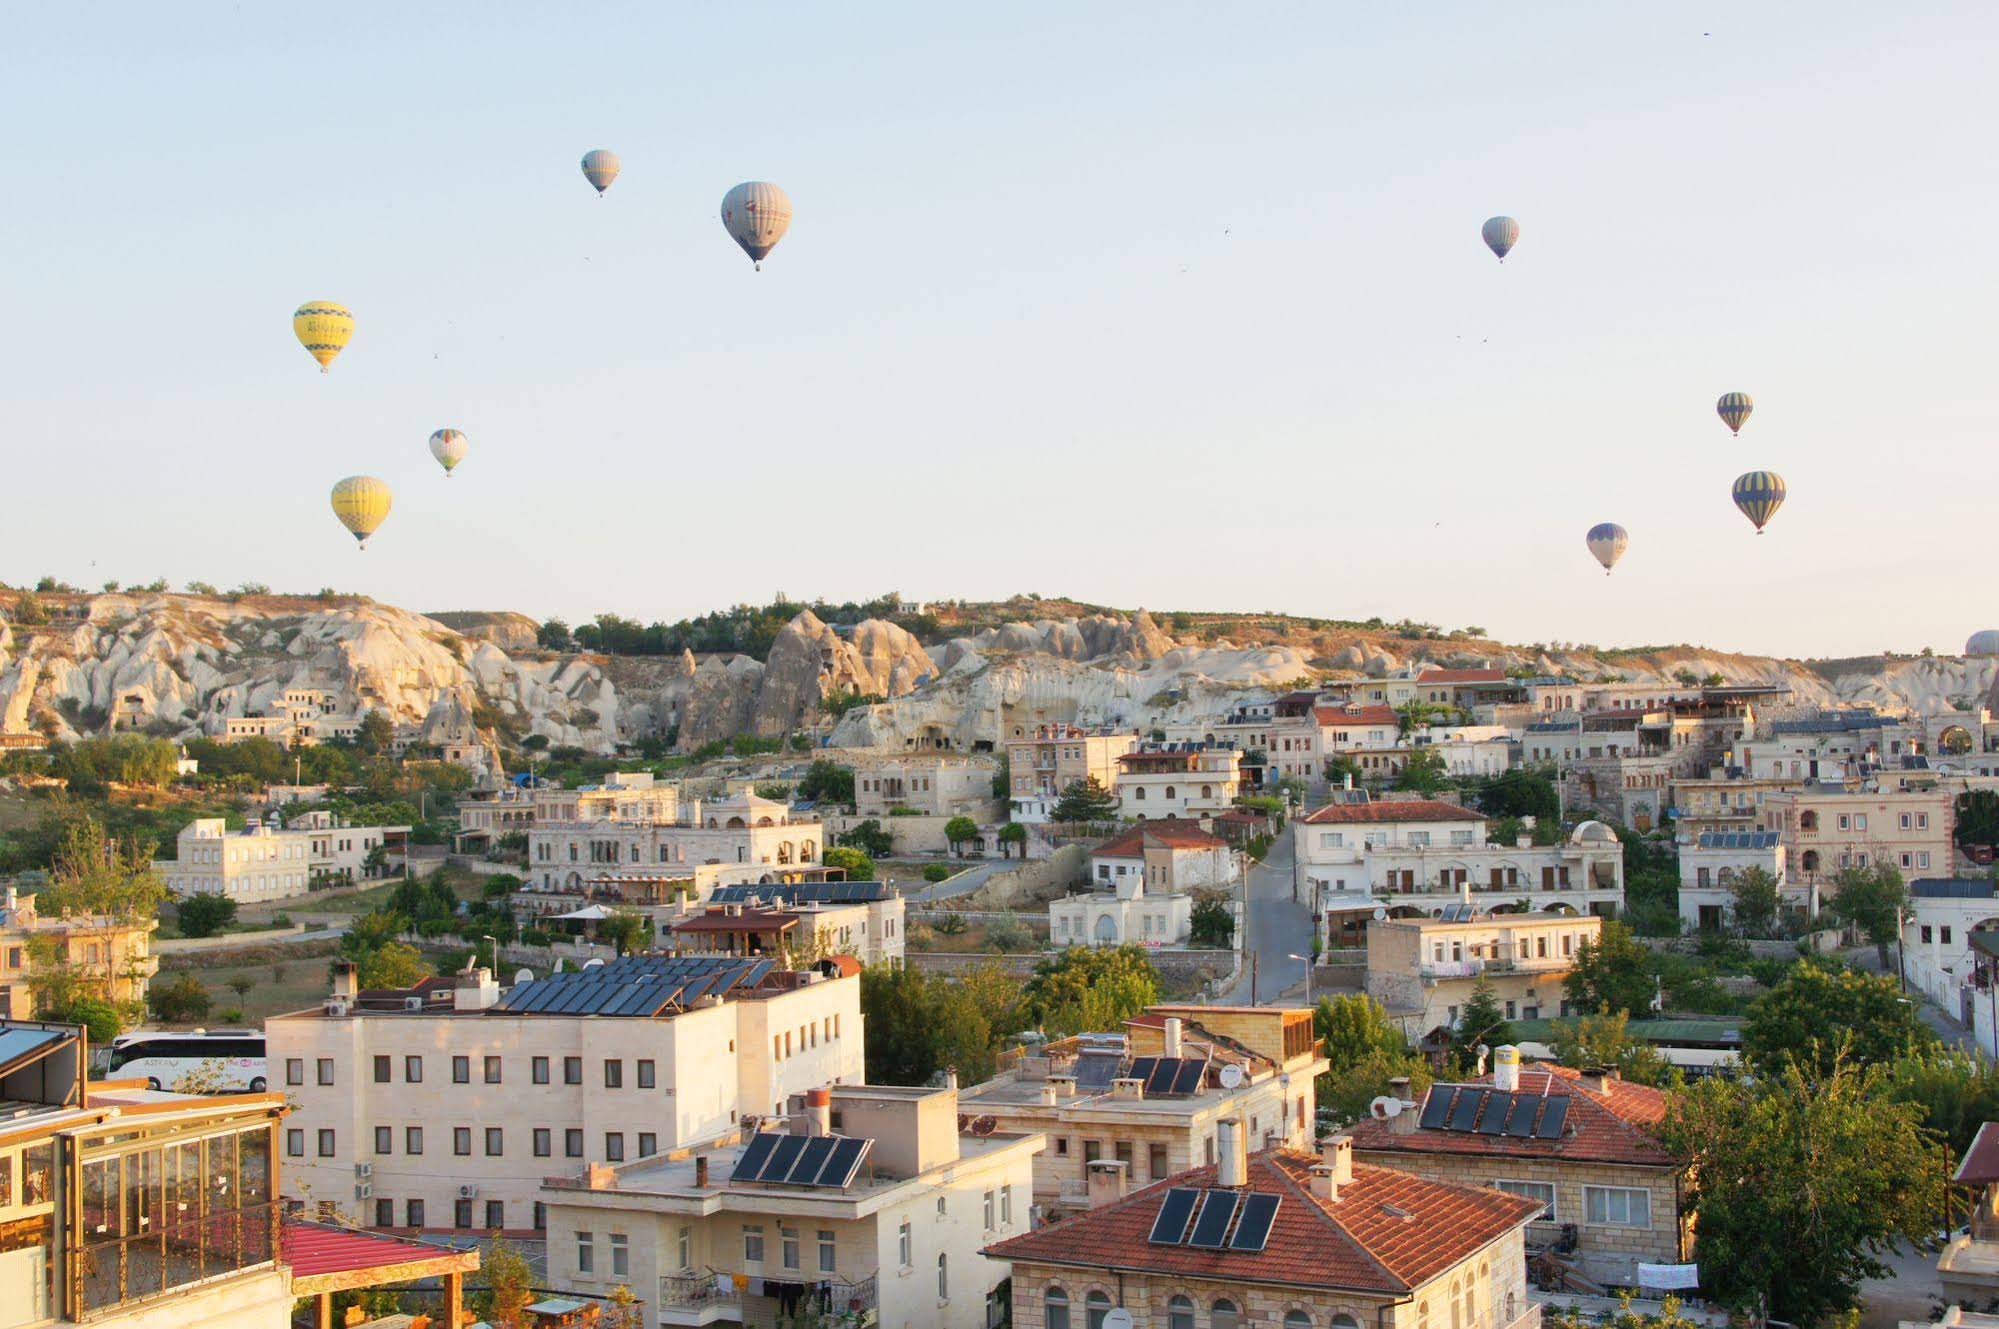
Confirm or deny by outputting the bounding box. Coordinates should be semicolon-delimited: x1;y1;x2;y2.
669;909;798;932
984;1149;1538;1295
1348;1066;1677;1168
1301;799;1485;825
822;955;864;979
1094;821;1229;856
1417;669;1508;685
1957;1121;1999;1185
1314;705;1399;727
281;1219;479;1289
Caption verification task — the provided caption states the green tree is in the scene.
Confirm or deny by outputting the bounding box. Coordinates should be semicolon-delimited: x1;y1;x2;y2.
838;820;894;860
149;972;212;1023
1188;897;1234;947
226;975;255;1005
1318;1048;1434;1126
797;760;856;806
942;816;979;856
823;845;876;881
1050;778;1118;823
354;710;395;756
1452;978;1512;1065
1826;862;1909;967
175;893;238;938
598;910;651;956
1021;946;1159;1036
34;820;170;923
1742;960;1933;1077
1721;866;1782;937
1880;1046;1999;1159
997;821;1028;858
1473;767;1560;823
537;619;573;651
1392;748;1451;794
1316;993;1410;1069
354;941;431;990
1957;789;1999;849
1660;1055;1948;1323
473;1238;535;1329
1548;1011;1673;1087
61;997;125;1044
1563;920;1657;1017
860;963;946;1084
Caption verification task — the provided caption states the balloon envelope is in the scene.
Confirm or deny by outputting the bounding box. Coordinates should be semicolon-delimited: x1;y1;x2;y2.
331;476;393;547
721;182;792;265
1732;471;1786;533
581;149;620;194
1717;391;1754;435
293;301;353;372
429;429;468;476
1968;631;1999;657
1586;523;1629;573
1482;216;1519;261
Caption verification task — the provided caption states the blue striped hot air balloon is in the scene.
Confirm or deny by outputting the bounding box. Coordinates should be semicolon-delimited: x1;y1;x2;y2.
1732;471;1786;534
1586;523;1629;575
1482;216;1519;262
1717;391;1754;436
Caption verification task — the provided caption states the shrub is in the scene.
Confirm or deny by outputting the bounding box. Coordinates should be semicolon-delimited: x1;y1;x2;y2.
175;893;238;938
934;913;969;937
985;915;1033;952
923;864;953;883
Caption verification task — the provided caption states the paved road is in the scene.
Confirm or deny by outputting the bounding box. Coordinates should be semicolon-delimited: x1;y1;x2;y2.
1216;833;1313;1007
904;857;1014;904
1848;945;1982;1053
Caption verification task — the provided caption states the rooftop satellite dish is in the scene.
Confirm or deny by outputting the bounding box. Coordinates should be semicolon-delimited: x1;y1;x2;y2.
583;957;606;968
1104;1311;1134;1329
1373;907;1387;921
1218;1064;1245;1090
972;1115;998;1137
513;969;534;985
1370;1095;1404;1119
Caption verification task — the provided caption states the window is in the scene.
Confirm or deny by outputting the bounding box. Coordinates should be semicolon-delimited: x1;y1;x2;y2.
452;1056;470;1084
407;1199;425;1228
533;1128;551;1157
406;1127;423;1155
286;1058;303;1086
1495;1178;1557;1220
1921;852;1932;869
484;1055;502;1084
1923;925;1935;944
577;1230;595;1274
1001;1185;1013;1226
1584;1184;1652;1227
565;1129;583;1158
983;1189;995;1230
455;1199;474;1230
638;1132;657;1157
1901;813;1912;829
1045;1286;1071;1329
1086;1291;1113;1329
286;1128;303;1157
373;1055;391;1083
937;1253;948;1300
485;1128;504;1156
744;1223;766;1263
486;1200;504;1230
604;1060;623;1088
317;1129;335;1157
781;1225;800;1269
405;1055;423;1083
1168;1296;1196;1329
317;1058;334;1086
454;1128;471;1156
1286;1315;1315;1329
374;1126;392;1154
638;1059;656;1088
678;1225;692;1271
818;1228;836;1273
376;1198;394;1227
606;1133;625;1162
1055;1137;1069;1157
937;1195;948;1218
610;1232;629;1277
532;1056;549;1085
1944;925;1955;945
564;1056;582;1085
898;1219;912;1268
1212;1299;1240;1329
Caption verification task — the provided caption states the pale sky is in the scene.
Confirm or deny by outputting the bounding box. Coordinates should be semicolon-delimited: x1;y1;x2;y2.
4;4;1993;659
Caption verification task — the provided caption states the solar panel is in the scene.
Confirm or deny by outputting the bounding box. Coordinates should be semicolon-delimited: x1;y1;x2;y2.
762;1134;808;1183
817;1137;870;1189
785;1136;840;1185
1186;1190;1240;1248
1502;1095;1539;1137
1447;1088;1483;1132
1075;1050;1123;1092
1476;1092;1513;1134
731;1133;780;1183
1148;1188;1202;1245
1418;1087;1456;1131
1169;1059;1205;1095
1228;1193;1281;1252
1128;1057;1160;1091
1534;1096;1570;1139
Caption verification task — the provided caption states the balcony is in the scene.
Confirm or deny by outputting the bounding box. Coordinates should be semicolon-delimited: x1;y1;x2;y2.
661;1272;878;1328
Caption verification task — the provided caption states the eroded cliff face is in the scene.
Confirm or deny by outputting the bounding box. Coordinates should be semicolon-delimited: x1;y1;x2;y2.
2;593;1990;758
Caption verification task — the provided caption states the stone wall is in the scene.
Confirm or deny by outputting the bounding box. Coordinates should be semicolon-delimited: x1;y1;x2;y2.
953;846;1090;910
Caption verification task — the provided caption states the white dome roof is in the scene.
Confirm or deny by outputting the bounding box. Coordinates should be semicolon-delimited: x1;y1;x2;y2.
1570;819;1618;845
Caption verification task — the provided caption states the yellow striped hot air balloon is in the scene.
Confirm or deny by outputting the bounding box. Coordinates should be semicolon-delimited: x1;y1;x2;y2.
1716;391;1753;436
581;149;620;196
330;476;393;549
1732;471;1785;535
294;301;354;373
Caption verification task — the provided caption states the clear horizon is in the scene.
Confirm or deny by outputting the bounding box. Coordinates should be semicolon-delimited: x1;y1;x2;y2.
4;4;1993;659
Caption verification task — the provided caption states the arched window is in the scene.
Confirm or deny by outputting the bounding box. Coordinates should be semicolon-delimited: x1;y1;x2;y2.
1045;1287;1071;1329
777;842;793;865
1449;1281;1464;1329
801;841;815;862
1418;1299;1431;1329
1285;1312;1314;1329
1168;1296;1196;1329
1459;1276;1474;1329
1135;787;1147;800
1085;1291;1113;1329
1800;810;1819;831
1201;785;1213;799
1165;786;1177;800
1332;1316;1362;1329
1802;849;1820;872
1212;1300;1241;1329
937;1253;947;1300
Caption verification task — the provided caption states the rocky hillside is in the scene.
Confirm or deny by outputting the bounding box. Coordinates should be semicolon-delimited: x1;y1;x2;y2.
2;590;1991;758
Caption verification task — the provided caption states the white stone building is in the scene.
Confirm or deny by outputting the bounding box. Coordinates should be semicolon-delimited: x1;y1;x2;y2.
154;815;406;903
1675;830;1798;932
529;790;824;891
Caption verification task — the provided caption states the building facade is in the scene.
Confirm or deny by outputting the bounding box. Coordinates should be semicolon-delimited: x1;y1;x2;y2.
1114;744;1245;820
529;791;824;892
1759;784;1955;887
1365;911;1601;1036
0;886;157;1021
1006;726;1138;822
153;815;406;903
1675;830;1798;931
847;753;998;819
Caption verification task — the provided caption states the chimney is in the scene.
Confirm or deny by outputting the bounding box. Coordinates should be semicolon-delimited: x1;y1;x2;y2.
585;1163;617;1190
1310;1133;1355;1202
1050;1074;1077;1099
806;1087;832;1137
1039;1083;1060;1106
944;1067;959;1093
1493;1045;1520;1093
694;1156;710;1188
330;959;359;1002
1086;1159;1129;1208
1579;1065;1617;1094
1217;1118;1247;1189
1163;1016;1184;1059
453;967;499;1012
1474;1046;1489;1078
1111;1076;1145;1101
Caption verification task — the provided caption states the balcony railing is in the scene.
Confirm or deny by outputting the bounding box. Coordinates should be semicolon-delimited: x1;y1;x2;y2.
659;1272;736;1309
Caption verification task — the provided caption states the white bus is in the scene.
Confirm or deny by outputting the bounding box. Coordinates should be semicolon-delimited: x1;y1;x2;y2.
105;1030;267;1093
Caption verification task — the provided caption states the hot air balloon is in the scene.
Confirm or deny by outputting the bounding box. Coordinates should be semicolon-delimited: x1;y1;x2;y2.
1586;523;1629;575
330;476;393;549
429;429;468;477
1482;216;1519;262
1966;630;1999;657
294;301;353;373
721;182;792;269
1717;391;1753;436
580;149;620;196
1732;471;1786;534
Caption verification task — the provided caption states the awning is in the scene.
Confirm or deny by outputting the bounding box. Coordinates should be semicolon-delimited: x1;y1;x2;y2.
282;1220;480;1296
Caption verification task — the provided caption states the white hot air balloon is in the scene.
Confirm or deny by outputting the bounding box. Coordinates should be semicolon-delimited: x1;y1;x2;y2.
429;428;468;477
721;181;792;270
1482;216;1520;262
1586;522;1629;575
580;149;620;196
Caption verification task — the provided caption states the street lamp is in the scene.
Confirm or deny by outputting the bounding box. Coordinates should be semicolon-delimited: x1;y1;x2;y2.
1288;953;1314;1007
481;934;498;975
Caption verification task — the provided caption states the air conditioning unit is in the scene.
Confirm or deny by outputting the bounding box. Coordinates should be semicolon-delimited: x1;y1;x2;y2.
354;1183;372;1200
403;996;425;1012
354;1162;373;1179
457;1184;480;1200
323;999;351;1017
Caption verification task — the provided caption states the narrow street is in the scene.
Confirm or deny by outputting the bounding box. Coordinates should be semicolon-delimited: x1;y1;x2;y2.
1216;832;1314;1007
